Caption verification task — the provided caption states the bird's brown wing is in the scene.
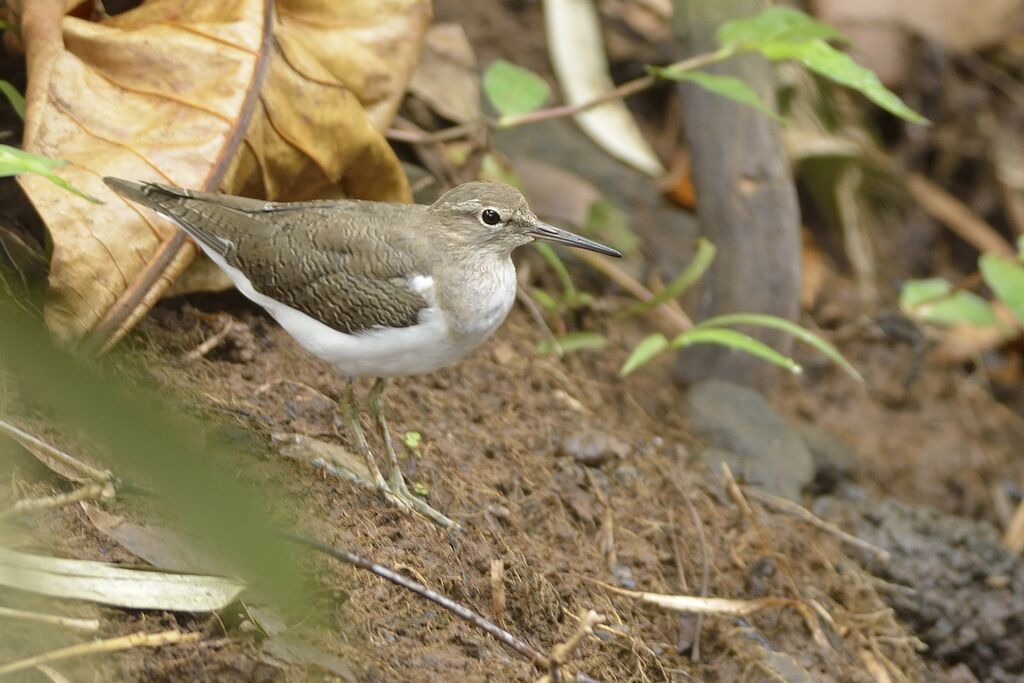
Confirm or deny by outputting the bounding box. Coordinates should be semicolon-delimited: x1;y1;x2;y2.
105;179;432;334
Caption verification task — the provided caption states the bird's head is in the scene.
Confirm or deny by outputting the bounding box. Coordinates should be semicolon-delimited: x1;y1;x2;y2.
429;181;621;259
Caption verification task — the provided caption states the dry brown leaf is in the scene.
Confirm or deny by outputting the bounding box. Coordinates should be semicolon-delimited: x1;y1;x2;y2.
82;503;227;575
14;0;428;349
931;301;1020;363
511;156;601;227
408;22;480;125
222;0;429;201
814;0;1024;85
800;228;826;309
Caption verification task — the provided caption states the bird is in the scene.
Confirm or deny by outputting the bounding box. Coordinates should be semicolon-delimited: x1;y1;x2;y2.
104;177;621;528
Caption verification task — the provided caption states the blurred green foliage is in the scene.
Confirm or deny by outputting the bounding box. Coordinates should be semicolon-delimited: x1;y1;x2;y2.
0;295;311;613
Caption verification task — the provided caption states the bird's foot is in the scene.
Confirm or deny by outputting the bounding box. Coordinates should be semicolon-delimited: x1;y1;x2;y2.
273;433;457;529
383;473;459;530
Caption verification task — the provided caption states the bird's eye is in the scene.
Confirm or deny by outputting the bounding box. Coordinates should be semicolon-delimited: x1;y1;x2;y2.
480;208;502;226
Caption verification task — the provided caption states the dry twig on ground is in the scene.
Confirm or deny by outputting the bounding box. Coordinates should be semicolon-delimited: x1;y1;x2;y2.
0;629;199;676
0;606;100;633
742;486;891;565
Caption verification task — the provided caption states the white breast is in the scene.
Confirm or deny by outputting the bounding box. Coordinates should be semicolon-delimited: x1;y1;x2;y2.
202;251;513;378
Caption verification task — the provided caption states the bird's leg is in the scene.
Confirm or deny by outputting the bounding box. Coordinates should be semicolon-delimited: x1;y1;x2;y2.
368;378;458;529
339;380;389;493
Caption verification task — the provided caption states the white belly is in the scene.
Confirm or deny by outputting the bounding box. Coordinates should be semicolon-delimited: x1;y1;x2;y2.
204;252;511;378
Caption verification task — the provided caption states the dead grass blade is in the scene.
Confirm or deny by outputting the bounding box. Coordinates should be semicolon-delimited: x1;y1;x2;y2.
596;580;795;616
0;629;199;676
0;545;244;611
0;418;112;484
742;486;892;565
0;605;99;633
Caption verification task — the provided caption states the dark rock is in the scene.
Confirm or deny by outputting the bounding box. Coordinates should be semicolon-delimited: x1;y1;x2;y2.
686;380;813;501
814;493;1024;682
793;422;859;493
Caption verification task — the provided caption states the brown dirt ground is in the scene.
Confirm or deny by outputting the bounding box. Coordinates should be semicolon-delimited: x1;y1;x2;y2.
2;289;932;682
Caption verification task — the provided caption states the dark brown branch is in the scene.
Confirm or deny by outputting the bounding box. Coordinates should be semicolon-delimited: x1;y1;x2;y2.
282;532;546;664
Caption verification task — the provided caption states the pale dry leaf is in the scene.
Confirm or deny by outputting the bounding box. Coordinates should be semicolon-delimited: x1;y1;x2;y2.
0;545;244;611
543;0;665;177
626;590;792;615
932;302;1020;363
814;0;1024;86
15;0;428;348
408;22;480;124
511;156;601;227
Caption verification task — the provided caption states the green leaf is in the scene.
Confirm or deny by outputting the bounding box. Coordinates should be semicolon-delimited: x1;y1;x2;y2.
483;59;551;118
671;327;802;375
0;80;23;119
649;67;779;120
713;7;927;125
900;278;998;327
899;278;952;309
0;145;101;203
533;241;577;300
924;292;999;327
619;334;669;377
530;287;559;312
695;313;863;384
980;253;1024;326
585;199;637;255
626;238;716;316
403;431;422;450
538;331;607;356
718;7;847;50
759;41;927;124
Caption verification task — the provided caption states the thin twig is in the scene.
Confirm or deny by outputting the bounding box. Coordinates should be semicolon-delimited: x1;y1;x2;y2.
497;49;732;129
904;173;1015;257
0;419;113;484
742;486;891;565
387;121;481;145
34;664;73;683
0;606;100;633
683;493;710;663
0;482;113;521
575;251;693;332
537;609;607;683
0;629;199;675
719;463;755;520
282;532;545;664
183;316;236;362
516;283;563;350
390;48;731;145
490;559;506;620
1003;497;1024;554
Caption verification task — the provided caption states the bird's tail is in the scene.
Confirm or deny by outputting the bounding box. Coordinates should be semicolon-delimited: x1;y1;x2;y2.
103;177;192;211
103;177;233;256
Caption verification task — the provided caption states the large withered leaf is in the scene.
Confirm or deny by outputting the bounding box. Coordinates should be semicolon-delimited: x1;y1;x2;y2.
15;0;270;344
13;0;428;349
221;0;430;201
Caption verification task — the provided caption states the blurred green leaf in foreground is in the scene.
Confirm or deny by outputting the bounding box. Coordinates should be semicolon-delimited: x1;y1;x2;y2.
0;295;308;612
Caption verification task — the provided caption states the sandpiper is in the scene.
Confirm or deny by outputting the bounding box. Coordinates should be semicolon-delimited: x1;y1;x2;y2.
105;177;621;527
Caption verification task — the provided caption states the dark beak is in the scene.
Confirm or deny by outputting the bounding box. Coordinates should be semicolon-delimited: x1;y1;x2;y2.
529;221;622;258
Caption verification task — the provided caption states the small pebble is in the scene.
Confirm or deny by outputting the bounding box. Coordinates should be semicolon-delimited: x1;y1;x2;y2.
560;429;630;467
491;342;515;365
